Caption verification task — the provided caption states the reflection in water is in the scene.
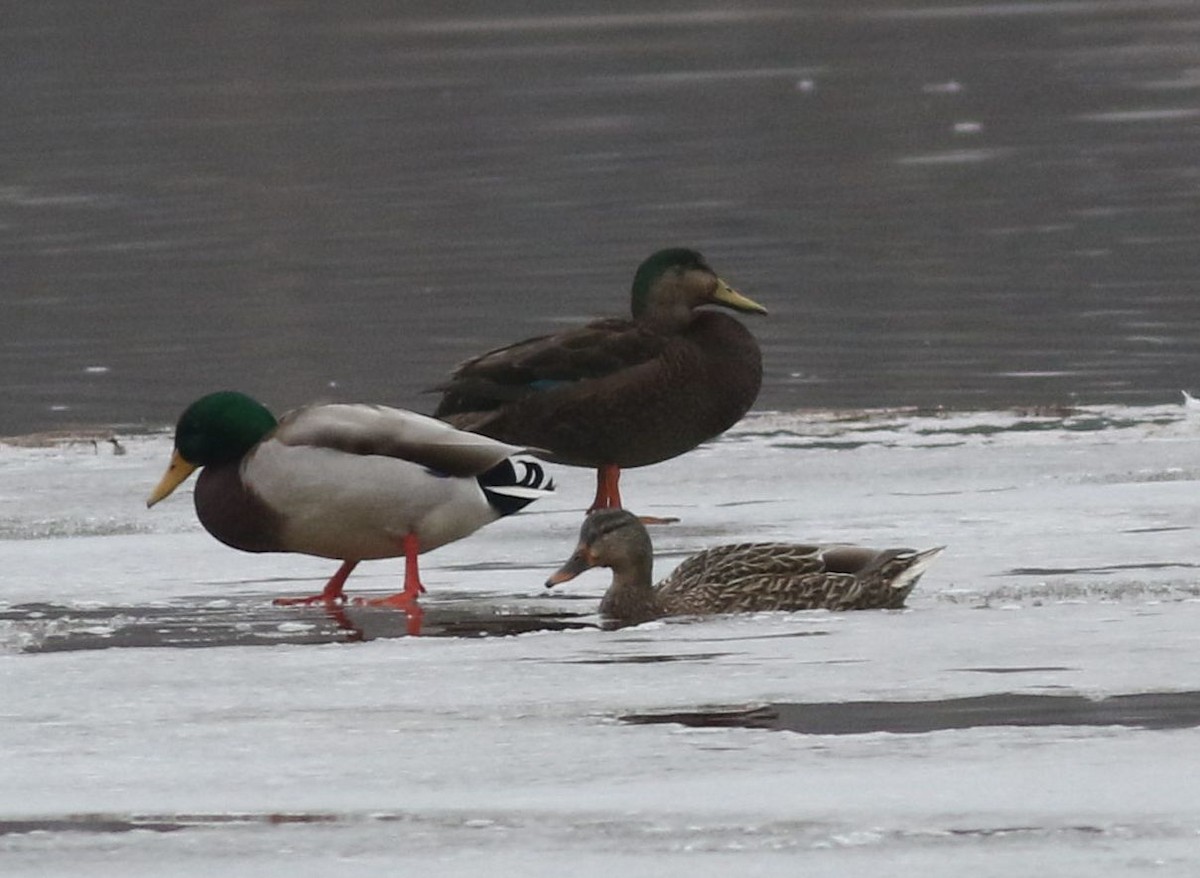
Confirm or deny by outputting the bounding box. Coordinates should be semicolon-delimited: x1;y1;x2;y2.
5;2;1200;435
340;598;423;638
5;597;593;651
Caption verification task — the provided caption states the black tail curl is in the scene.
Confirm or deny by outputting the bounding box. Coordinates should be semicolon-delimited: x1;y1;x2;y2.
478;457;556;517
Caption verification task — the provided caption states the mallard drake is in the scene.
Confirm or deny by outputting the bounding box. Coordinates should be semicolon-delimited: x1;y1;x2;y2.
434;248;766;513
147;391;553;608
546;509;943;625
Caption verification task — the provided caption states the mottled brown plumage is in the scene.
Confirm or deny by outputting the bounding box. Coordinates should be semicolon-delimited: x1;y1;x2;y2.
433;248;767;510
546;509;944;626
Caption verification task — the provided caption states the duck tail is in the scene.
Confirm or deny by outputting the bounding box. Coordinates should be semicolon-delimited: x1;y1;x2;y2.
890;546;945;592
478;456;555;516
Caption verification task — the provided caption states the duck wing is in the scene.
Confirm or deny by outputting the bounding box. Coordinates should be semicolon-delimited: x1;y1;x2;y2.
657;543;826;591
433;318;669;417
273;403;528;477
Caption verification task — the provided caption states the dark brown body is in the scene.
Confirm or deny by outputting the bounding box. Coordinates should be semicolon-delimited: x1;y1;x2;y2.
436;311;762;468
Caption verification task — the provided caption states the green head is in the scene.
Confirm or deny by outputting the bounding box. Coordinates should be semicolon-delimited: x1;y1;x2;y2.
175;391;278;466
630;248;709;317
147;391;277;508
630;248;767;320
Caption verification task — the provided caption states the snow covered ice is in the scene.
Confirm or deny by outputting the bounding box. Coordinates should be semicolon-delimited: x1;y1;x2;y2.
2;404;1199;876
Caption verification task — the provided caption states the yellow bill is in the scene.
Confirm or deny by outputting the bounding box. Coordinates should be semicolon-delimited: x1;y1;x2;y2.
713;278;768;315
146;449;199;508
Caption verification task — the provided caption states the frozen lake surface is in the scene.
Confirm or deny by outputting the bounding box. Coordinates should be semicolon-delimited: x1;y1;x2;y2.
3;401;1200;875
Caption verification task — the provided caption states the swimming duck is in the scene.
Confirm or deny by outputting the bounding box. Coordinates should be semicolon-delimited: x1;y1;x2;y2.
433;248;766;513
147;391;553;607
546;509;943;625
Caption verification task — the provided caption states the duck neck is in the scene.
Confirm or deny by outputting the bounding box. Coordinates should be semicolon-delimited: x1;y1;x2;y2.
599;555;659;624
639;303;694;331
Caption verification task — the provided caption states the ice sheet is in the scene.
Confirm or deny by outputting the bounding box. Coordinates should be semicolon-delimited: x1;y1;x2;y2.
2;403;1199;876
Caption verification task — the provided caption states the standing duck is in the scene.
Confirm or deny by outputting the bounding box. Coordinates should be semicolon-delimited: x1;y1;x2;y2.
433;248;767;513
147;391;553;608
546;509;943;626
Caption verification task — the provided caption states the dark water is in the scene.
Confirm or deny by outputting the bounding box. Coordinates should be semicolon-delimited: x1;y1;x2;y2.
4;595;593;651
623;690;1200;734
5;1;1200;436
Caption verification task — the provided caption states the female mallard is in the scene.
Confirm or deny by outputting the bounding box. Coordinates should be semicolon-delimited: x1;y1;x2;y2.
434;248;767;512
546;509;943;625
147;391;553;607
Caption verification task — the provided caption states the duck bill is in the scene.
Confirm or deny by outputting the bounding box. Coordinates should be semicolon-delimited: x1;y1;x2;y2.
147;450;199;508
712;278;768;315
544;545;597;589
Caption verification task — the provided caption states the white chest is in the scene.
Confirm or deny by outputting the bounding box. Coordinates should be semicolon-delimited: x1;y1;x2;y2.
244;442;499;560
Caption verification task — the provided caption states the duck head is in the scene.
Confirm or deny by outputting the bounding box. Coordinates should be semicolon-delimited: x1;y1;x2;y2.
630;248;767;325
147;391;278;507
545;508;654;587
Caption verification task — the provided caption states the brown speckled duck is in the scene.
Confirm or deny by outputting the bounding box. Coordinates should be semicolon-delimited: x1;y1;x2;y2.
433;248;766;513
546;509;943;626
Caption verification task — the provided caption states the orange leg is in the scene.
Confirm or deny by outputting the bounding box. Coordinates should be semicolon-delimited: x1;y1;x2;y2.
587;463;678;525
274;559;359;606
588;464;623;512
356;532;426;609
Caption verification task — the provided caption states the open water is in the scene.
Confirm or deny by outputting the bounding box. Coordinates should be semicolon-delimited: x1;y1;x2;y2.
5;0;1200;436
